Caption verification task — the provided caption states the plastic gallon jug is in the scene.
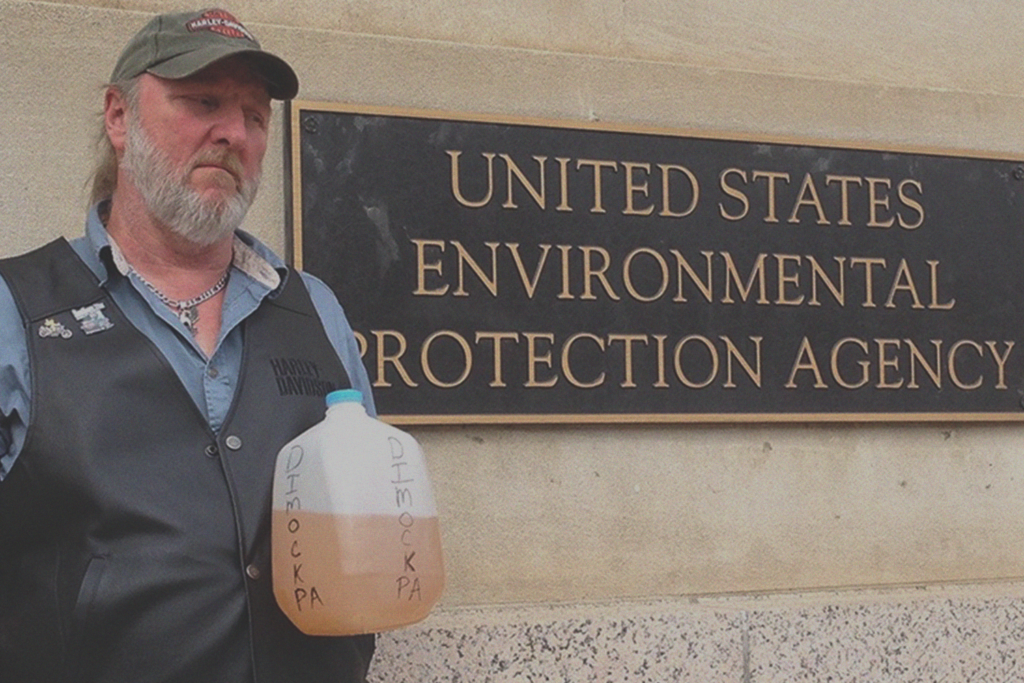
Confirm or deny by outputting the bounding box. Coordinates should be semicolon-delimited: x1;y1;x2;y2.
271;389;444;635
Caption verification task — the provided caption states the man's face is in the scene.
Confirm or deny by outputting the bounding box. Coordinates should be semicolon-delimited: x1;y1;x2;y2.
120;56;273;245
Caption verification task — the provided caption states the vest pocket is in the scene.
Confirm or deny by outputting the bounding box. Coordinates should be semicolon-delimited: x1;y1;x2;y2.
68;554;108;677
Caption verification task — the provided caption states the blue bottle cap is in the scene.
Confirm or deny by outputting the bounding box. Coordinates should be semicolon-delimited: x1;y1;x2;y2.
326;389;363;406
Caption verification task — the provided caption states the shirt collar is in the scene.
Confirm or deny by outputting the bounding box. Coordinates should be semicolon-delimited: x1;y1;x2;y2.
84;200;286;292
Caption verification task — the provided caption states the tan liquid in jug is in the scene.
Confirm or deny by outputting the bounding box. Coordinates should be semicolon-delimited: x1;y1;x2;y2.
272;510;444;635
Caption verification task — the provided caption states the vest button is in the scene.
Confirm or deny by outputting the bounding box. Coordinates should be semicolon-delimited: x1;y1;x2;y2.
245;564;261;580
225;435;243;451
204;444;219;458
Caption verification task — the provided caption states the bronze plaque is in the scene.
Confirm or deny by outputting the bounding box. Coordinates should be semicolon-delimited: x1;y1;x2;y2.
288;102;1024;424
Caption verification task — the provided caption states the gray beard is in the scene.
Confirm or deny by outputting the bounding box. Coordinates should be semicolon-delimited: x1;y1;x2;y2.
121;117;260;247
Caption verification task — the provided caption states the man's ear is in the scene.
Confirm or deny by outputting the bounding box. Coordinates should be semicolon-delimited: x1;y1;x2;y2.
104;86;130;154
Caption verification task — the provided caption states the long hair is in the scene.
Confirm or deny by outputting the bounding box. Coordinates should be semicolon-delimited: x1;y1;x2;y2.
88;78;139;206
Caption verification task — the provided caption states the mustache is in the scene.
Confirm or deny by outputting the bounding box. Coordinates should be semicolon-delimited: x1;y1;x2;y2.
189;150;245;187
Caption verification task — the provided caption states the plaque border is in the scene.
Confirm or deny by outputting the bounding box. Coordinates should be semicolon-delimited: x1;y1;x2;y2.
286;100;1024;425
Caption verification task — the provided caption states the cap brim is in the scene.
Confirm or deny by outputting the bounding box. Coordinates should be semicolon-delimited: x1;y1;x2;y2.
146;45;299;100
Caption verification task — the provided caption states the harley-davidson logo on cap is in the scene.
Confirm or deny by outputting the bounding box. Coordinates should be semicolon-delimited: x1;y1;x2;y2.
184;10;256;42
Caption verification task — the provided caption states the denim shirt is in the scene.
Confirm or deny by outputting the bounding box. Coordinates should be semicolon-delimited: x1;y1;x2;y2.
0;203;375;482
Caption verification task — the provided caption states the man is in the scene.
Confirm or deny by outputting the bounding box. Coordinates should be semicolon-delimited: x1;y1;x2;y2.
0;9;376;683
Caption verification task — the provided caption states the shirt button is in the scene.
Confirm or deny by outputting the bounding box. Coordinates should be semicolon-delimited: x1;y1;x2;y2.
207;366;219;378
204;444;219;458
225;435;243;451
245;565;261;580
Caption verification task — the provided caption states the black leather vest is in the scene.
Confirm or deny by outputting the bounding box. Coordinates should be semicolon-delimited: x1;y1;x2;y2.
0;239;373;683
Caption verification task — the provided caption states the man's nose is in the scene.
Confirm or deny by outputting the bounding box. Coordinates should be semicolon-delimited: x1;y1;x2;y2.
210;106;249;149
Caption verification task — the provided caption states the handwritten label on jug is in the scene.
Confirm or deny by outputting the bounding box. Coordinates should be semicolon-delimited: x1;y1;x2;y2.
283;444;324;612
391;436;423;601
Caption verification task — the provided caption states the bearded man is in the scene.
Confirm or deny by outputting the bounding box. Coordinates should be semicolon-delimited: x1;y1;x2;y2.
0;9;376;683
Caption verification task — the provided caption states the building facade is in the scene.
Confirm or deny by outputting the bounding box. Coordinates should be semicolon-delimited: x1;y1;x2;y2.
4;1;1024;680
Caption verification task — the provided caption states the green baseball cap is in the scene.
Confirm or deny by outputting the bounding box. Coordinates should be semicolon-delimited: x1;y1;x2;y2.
110;8;299;100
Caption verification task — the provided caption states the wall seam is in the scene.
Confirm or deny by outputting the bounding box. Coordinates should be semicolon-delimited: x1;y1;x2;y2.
742;609;752;683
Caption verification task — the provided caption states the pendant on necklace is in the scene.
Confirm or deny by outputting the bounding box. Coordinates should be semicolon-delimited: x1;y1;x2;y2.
128;265;228;338
179;306;199;333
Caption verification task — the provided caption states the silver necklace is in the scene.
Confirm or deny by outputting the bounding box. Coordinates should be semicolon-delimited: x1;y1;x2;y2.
131;267;230;334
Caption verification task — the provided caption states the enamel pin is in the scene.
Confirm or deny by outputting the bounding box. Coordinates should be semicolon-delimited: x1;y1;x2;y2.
72;303;114;335
38;318;72;339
